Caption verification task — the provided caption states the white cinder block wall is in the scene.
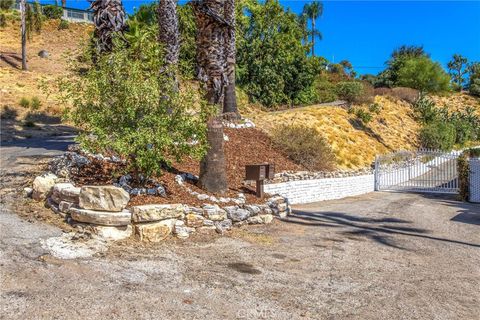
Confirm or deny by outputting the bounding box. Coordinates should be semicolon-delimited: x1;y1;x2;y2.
264;174;375;205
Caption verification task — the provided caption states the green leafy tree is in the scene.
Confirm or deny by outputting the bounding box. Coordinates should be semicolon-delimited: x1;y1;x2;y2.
58;33;208;178
447;54;468;91
376;45;428;88
237;0;320;107
396;56;450;93
468;62;480;97
302;1;323;56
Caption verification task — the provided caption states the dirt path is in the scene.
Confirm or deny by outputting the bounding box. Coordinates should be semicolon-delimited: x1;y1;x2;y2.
1;141;479;319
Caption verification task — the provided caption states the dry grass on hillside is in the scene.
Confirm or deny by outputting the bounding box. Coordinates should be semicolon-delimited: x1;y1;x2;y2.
247;96;421;170
430;93;480;116
0;19;92;117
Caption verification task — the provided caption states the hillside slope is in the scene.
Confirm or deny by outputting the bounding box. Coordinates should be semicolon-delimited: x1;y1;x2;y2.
246;96;421;169
2;20;479;170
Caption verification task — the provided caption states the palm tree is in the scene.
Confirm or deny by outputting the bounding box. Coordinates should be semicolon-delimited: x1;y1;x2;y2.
302;1;323;56
20;0;27;70
193;0;228;193
61;0;66;8
157;0;180;87
222;0;239;118
297;12;309;46
89;0;127;54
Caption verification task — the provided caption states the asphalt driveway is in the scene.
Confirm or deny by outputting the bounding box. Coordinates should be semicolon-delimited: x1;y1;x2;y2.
1;187;479;319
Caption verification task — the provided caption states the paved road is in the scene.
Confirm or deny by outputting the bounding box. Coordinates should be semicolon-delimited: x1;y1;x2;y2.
1;189;479;319
0;135;74;165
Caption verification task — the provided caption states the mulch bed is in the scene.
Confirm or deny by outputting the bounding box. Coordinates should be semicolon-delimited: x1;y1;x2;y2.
70;128;303;207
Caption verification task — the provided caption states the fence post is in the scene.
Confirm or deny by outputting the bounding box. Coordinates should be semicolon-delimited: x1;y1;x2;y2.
374;156;379;191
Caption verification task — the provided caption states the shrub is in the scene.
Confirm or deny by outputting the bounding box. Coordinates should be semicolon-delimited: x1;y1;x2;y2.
413;93;437;124
43;5;63;20
58;33;208;178
30;96;41;110
58;19;69;30
19;97;30;108
469;78;480;97
468;148;480;158
419;121;456;150
350;108;373;125
335;81;364;104
271;124;336;171
368;102;382;114
0;13;6;28
458;152;469;201
0;0;14;10
396;56;451;93
391;87;419;104
315;77;338;103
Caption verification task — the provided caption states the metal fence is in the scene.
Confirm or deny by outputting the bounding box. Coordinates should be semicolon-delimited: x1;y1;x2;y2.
469;159;480;203
375;149;460;194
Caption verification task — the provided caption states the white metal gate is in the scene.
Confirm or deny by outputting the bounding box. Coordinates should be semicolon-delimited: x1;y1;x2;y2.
375;149;460;194
469;159;480;203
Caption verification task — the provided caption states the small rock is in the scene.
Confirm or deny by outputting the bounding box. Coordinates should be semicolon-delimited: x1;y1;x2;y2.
51;183;80;204
134;219;175;242
268;196;286;205
58;201;74;213
38;50;49;58
246;216;263;224
277;203;288;212
174;221;195;239
32;173;58;201
118;175;131;186
215;219;232;234
185;213;204;228
79;186;130;212
203;204;227;221
224;206;250;222
23;187;33;198
91;225;132;241
244;205;261;215
203;219;215;227
197;194;209;201
259;214;274;224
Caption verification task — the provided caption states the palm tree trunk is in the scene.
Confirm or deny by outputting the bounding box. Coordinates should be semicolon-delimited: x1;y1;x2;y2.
157;0;180;88
61;0;66;8
222;0;239;119
193;0;228;194
311;17;315;57
20;0;27;71
89;0;127;55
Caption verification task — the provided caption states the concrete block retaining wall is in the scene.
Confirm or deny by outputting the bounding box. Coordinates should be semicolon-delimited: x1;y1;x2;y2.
265;174;375;205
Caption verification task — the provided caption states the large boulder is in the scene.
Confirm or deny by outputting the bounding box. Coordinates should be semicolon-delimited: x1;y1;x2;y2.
79;186;129;212
69;207;131;226
32;173;58;201
134;219;176;242
51;183;80;204
131;204;185;223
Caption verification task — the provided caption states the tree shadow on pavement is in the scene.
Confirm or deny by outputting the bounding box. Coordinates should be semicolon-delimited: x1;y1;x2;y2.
284;209;480;250
415;193;480;226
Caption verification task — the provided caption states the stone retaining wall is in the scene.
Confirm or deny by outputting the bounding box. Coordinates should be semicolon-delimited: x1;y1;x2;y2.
264;174;375;205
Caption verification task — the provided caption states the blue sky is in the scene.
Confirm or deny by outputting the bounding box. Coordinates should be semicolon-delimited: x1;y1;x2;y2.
42;1;480;75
